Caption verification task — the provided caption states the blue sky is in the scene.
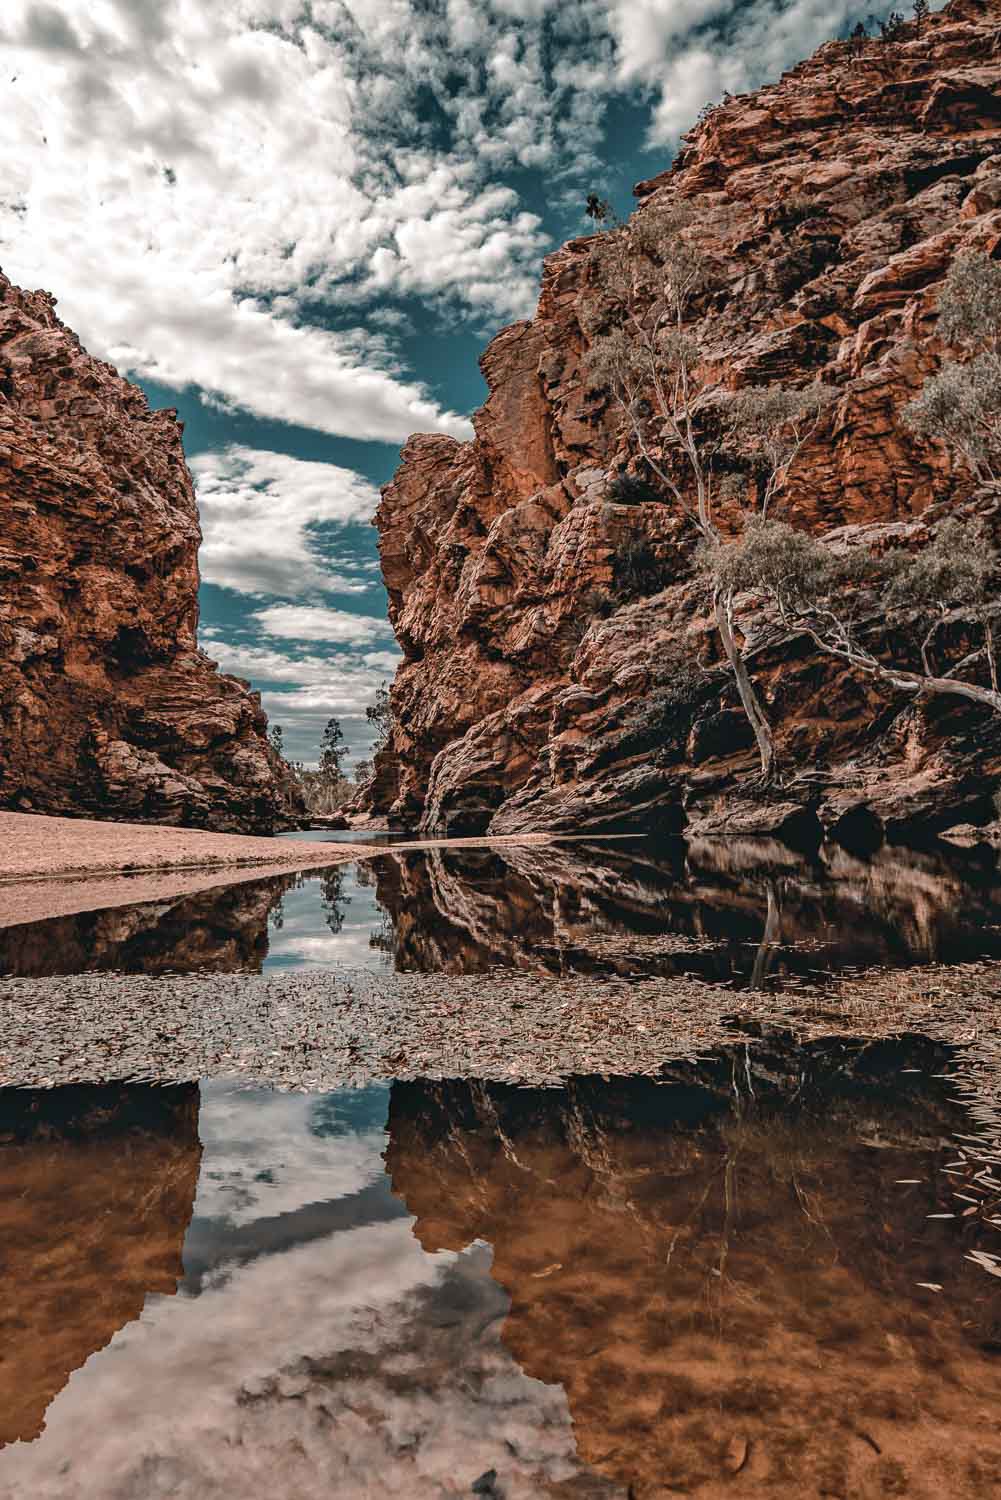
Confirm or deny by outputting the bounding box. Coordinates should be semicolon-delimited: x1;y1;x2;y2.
0;0;894;767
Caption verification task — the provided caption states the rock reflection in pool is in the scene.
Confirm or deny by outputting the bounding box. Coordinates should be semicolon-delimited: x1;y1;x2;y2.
3;1039;1001;1496
6;834;1001;985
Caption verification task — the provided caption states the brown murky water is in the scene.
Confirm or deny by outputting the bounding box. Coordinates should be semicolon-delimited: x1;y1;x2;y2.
4;838;1001;1496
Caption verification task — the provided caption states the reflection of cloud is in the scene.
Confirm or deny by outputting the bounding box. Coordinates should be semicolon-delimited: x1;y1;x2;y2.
266;926;392;971
0;1228;585;1499
264;872;392;973
193;1082;390;1227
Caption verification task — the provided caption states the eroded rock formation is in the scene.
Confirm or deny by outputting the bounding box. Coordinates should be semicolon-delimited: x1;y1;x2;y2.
0;276;290;831
374;0;1001;839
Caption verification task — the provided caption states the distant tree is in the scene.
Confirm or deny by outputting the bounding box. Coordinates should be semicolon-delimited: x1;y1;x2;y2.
586;192;611;230
904;249;1001;485
319;716;347;779
365;683;393;753
912;0;929;35
879;10;906;39
848;20;869;56
268;723;284;757
353;757;374;786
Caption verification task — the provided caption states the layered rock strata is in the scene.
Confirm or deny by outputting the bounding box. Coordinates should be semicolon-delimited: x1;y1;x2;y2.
0;276;290;830
374;0;1001;839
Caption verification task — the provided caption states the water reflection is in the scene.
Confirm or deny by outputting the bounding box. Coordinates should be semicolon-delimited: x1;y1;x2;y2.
3;1039;1001;1495
5;835;1001;986
0;1084;200;1448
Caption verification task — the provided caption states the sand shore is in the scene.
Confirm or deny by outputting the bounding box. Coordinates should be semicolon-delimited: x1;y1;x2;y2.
0;810;560;927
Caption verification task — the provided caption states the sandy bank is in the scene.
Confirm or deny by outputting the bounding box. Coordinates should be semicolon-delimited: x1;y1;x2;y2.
0;811;370;886
0;811;561;926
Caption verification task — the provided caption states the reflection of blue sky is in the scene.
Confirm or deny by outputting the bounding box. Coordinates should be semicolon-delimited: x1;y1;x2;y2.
193;1080;392;1228
263;868;393;973
0;1080;589;1500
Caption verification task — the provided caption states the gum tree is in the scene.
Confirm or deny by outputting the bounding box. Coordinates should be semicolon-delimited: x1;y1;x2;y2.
905;249;1001;485
709;516;1001;716
583;204;834;781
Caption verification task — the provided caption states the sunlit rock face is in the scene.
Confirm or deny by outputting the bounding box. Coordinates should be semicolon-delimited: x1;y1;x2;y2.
0;1083;200;1447
0;274;292;831
387;1042;1001;1499
374;0;1001;840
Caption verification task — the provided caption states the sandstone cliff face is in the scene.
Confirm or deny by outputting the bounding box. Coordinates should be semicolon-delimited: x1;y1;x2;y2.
0;276;290;831
375;0;1001;839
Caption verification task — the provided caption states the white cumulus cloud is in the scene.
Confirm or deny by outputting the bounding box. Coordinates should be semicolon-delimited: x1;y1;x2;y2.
252;603;397;645
191;446;381;598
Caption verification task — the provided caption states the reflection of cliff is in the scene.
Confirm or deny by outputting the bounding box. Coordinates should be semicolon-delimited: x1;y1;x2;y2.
0;876;292;978
374;837;1001;982
387;1040;1001;1499
0;1083;201;1446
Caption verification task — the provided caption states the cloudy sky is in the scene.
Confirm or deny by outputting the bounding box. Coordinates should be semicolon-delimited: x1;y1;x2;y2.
0;0;894;766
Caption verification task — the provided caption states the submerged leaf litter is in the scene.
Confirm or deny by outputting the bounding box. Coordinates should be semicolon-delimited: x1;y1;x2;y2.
6;958;1001;1092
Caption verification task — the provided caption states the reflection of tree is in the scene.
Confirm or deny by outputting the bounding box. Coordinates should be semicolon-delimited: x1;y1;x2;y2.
387;1044;1001;1499
749;878;782;991
319;868;349;936
369;910;397;956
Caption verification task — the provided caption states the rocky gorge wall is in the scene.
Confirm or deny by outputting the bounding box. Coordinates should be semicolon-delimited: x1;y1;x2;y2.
0;275;290;832
373;0;1001;842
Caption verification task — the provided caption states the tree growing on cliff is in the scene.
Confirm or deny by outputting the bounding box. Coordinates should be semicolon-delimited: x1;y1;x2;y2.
583;205;834;781
708;516;1001;716
912;0;929;37
904;250;1001;485
366;682;393;752
268;723;284;757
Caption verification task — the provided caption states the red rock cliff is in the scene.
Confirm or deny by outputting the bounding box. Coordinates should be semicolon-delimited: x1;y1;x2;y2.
374;0;1001;841
0;274;291;832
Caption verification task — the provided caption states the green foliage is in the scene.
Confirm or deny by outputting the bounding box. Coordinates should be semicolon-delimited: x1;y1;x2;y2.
882;517;993;614
721;381;837;511
606;472;662;505
612;539;673;598
366;681;392;752
912;0;929;35
904;252;1001;484
935;249;1001;351
701;517;838;614
848;20;868;56
879;11;906;40
705;515;997;673
268;723;284;757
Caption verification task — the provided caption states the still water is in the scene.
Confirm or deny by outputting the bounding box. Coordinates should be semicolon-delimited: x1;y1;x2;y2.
4;838;1001;1495
4;835;1001;984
